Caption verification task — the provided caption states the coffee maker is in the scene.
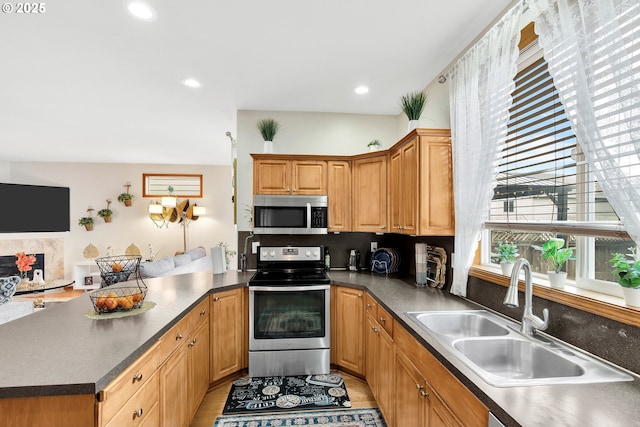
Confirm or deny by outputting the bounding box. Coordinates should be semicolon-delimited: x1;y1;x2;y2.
347;249;360;271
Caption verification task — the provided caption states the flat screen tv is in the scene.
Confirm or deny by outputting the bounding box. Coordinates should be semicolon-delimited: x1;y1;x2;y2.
0;183;70;233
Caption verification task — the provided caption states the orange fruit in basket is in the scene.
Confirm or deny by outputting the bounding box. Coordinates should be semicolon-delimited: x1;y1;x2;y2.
111;263;123;273
118;294;134;310
95;295;107;309
132;292;144;303
104;292;119;310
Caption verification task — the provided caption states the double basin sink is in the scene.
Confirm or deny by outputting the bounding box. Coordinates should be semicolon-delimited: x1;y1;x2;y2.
406;310;633;387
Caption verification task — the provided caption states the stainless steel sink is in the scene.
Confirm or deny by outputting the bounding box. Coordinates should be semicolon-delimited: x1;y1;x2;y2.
407;311;509;338
406;309;633;387
453;338;584;380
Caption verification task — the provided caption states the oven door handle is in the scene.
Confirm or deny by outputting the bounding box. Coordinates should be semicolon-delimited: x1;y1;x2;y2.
249;284;330;292
306;202;312;230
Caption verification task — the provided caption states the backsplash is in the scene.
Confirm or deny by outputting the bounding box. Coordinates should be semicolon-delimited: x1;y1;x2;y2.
466;276;640;375
237;232;454;288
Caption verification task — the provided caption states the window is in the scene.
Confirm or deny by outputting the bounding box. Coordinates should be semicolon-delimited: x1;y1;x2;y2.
482;32;637;298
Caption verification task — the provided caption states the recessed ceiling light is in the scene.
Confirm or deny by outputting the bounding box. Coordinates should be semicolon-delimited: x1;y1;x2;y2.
181;78;203;88
126;1;157;21
355;86;370;94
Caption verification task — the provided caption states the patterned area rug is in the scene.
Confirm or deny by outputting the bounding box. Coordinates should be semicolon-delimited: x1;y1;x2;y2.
213;408;386;426
222;374;351;415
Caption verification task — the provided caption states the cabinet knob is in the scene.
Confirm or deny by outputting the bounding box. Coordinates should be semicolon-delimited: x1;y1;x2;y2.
133;408;143;418
133;373;143;382
188;338;197;348
367;303;372;308
357;293;362;298
176;333;183;340
200;310;206;315
420;390;429;398
213;297;220;302
415;383;423;390
379;317;386;323
380;225;386;229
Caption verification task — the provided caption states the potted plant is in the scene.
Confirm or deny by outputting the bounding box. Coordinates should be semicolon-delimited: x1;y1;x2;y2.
118;192;134;207
610;248;640;307
367;139;382;152
400;91;427;132
78;216;94;231
97;199;113;223
491;242;519;276
257;118;281;153
97;208;113;223
532;238;576;288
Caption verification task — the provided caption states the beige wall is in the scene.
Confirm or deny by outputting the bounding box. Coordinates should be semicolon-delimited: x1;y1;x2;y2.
1;162;236;279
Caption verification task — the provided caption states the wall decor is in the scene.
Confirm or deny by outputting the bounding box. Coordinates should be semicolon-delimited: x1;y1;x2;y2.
143;174;202;198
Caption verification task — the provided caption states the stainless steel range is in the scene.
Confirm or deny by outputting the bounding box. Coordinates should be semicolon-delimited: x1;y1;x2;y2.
248;245;331;377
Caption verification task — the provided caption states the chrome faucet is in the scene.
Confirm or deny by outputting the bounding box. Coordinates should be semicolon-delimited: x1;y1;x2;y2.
503;258;549;336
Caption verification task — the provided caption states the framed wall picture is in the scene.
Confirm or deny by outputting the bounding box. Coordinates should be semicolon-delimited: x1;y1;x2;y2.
142;174;203;198
84;276;93;286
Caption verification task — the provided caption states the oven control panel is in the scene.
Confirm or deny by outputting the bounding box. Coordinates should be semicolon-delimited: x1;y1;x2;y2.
259;246;322;262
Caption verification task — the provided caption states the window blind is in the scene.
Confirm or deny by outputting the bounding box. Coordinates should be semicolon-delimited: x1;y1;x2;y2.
485;40;629;239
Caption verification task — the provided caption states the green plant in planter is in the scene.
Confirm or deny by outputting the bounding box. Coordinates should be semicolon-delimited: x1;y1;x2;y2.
367;139;382;148
532;238;576;273
256;118;281;141
491;242;519;264
117;192;134;205
400;91;427;121
97;208;112;219
78;217;94;226
610;248;640;288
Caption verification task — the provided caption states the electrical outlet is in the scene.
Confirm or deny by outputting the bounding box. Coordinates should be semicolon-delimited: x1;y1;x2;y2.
252;241;260;254
370;241;378;252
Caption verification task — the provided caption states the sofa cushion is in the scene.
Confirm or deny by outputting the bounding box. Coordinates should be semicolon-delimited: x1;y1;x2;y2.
139;256;175;278
185;247;206;261
173;253;192;267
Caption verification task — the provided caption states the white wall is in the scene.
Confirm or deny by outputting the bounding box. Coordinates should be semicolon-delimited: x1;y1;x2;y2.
1;162;236;279
236;92;451;232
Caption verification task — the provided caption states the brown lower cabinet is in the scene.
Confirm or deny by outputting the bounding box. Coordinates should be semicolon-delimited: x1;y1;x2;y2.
333;286;366;376
210;288;246;381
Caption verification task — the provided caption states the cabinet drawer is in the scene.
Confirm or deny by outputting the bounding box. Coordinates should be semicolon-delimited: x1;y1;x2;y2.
188;297;210;331
394;323;422;366
159;315;191;362
365;293;378;317
100;342;159;424
104;371;160;427
376;305;394;338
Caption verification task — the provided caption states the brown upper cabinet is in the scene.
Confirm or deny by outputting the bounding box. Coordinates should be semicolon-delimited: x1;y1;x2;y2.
388;129;454;236
252;156;327;195
353;153;388;233
250;129;454;236
327;160;352;232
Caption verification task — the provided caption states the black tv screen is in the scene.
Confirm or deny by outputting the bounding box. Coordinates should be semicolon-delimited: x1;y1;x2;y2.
0;183;70;232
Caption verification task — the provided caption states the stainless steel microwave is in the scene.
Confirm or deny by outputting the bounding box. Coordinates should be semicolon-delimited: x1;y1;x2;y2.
253;195;328;234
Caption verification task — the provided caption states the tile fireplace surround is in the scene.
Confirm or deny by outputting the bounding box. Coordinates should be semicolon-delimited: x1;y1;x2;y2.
0;238;64;280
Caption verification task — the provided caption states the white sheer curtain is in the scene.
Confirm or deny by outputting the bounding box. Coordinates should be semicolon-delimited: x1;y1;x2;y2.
448;3;524;296
526;0;640;245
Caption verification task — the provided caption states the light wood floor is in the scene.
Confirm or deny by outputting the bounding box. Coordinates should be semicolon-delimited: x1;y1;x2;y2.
190;371;377;427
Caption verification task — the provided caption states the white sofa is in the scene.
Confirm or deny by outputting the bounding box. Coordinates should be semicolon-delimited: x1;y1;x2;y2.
138;247;212;278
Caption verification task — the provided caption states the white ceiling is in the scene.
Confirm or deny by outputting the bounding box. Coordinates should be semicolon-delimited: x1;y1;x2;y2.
0;0;513;166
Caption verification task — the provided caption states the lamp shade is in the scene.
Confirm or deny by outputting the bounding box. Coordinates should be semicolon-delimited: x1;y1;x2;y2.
193;206;206;216
148;203;163;214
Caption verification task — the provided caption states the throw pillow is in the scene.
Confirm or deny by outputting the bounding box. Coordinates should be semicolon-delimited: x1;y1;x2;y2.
185;246;206;261
139;256;175;278
173;253;192;267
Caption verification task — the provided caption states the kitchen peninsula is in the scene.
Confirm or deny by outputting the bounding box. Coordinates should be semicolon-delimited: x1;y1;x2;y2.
0;270;639;427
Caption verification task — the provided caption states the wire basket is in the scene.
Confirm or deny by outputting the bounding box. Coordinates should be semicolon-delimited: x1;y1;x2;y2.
89;286;147;314
95;255;141;286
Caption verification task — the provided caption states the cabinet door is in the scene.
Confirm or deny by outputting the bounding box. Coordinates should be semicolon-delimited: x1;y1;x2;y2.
327;160;352;232
418;134;454;235
376;322;395;424
389;149;403;233
334;286;365;376
400;139;419;234
365;315;379;395
253;159;291;194
394;350;427;427
211;288;245;381
160;344;189;427
292;160;327;195
188;321;210;419
353;155;388;232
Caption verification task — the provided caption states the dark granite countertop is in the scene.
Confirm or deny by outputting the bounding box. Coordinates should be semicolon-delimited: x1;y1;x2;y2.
1;269;639;426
